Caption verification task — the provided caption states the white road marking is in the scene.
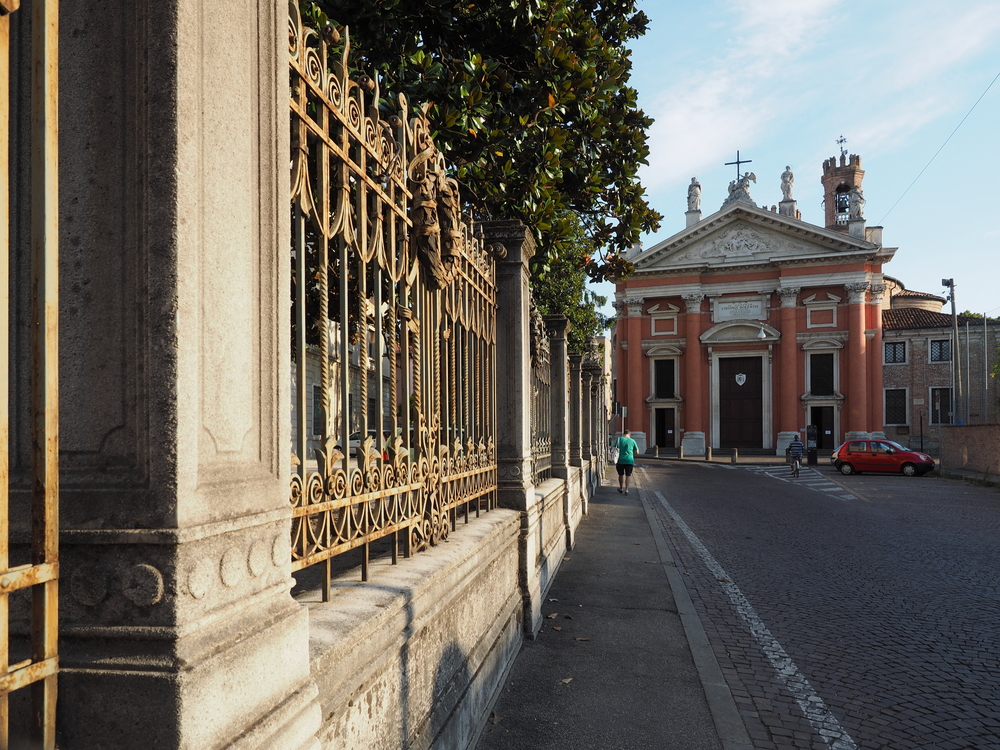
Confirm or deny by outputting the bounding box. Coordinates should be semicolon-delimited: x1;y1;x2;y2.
745;466;857;500
647;481;859;750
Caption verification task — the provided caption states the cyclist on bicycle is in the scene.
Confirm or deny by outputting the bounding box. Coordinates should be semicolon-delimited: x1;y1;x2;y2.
788;434;804;477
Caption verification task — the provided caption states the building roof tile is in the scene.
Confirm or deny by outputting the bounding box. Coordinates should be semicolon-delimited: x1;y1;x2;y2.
882;309;984;330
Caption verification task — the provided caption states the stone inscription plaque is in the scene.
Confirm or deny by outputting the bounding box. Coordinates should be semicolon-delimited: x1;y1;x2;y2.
714;299;765;322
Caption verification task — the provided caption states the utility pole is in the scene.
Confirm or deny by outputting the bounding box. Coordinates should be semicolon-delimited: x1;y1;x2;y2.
942;279;963;424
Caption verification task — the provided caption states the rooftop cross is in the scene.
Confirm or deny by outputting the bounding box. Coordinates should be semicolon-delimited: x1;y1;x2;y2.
725;150;752;180
837;134;847;158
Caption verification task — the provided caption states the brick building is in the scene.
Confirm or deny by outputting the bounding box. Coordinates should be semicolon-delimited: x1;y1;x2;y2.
613;153;895;455
881;278;999;454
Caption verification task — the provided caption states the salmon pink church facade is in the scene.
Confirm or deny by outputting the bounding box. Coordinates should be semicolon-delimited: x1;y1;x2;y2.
613;154;896;456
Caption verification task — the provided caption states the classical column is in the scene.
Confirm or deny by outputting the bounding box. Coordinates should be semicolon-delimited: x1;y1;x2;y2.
776;287;801;453
623;296;647;450
868;284;888;438
681;293;707;455
584;359;603;460
545;315;570;478
845;282;871;438
568;354;583;466
25;3;323;746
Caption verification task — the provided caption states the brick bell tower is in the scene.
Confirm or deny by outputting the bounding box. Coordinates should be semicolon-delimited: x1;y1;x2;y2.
822;146;864;231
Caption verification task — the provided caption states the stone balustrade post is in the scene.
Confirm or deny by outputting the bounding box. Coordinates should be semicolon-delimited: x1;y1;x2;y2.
568;354;583;466
480;220;546;636
545;316;570;478
13;3;323;746
581;367;594;461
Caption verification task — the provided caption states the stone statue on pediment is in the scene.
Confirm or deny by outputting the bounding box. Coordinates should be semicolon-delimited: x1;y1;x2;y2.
722;171;756;207
687;177;702;212
780;166;794;201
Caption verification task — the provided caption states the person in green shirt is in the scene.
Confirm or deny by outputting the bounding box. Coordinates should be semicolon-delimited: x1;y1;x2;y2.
613;429;639;495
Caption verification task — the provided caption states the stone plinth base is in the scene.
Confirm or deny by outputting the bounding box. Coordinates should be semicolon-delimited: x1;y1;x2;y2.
776;431;801;455
845;431;871;440
778;199;797;218
869;431;887;440
685;209;702;227
628;431;647;453
681;431;706;457
307;510;523;750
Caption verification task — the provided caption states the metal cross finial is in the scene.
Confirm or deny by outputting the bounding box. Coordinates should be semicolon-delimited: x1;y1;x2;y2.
837;135;847;158
725;150;752;180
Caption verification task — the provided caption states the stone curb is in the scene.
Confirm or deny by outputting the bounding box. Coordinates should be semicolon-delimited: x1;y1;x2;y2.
638;488;754;750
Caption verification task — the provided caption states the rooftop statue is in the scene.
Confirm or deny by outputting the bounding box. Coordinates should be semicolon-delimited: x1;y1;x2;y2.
687;177;702;212
780;166;794;201
848;186;865;219
722;171;756;208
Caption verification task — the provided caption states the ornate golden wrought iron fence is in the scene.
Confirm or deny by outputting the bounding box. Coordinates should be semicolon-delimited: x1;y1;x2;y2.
1;1;60;747
529;304;552;484
288;3;497;597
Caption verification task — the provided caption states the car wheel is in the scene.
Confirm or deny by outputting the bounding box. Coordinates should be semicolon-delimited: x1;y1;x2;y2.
901;463;917;477
839;463;855;476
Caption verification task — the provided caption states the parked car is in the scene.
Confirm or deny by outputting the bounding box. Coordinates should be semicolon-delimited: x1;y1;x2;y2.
830;439;934;476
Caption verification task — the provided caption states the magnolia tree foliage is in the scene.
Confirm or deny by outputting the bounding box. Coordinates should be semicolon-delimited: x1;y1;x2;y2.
531;214;610;354
303;0;661;281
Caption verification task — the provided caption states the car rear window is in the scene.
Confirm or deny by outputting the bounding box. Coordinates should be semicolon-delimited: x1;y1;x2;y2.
846;442;867;453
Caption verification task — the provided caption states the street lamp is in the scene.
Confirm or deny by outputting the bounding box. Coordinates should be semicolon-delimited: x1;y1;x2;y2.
941;278;963;424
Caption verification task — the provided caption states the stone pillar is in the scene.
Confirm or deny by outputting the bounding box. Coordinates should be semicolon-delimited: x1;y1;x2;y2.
868;284;887;439
568;354;583;467
776;287;801;453
681;293;707;455
481;220;544;636
623;297;647;450
581;368;594;461
845;282;871;438
584;360;602;460
545;316;570;478
17;2;322;746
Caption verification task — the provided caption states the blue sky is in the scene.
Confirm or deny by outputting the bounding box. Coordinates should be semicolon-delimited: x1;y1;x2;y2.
591;0;1000;319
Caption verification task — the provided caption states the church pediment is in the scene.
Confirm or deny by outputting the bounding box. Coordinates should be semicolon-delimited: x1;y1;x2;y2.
632;203;886;274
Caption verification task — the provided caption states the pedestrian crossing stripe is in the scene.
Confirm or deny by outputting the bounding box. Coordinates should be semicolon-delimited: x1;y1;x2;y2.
744;466;858;501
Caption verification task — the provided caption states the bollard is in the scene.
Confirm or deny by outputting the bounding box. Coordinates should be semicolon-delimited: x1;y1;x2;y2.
678;445;685;460
731;447;738;464
705;446;712;461
654;446;659;458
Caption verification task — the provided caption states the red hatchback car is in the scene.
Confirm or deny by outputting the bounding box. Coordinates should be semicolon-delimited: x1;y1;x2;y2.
830;439;935;477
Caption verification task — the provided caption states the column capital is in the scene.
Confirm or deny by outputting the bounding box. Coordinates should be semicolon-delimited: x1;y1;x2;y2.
868;283;887;306
681;293;705;313
844;282;870;304
478;220;535;272
611;299;625;313
624;296;645;317
777;286;800;307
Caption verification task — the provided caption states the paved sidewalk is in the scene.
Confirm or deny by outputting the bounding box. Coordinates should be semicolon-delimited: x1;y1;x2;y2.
476;474;750;750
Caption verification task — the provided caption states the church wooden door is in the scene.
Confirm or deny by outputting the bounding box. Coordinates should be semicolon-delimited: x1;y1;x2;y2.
719;357;763;449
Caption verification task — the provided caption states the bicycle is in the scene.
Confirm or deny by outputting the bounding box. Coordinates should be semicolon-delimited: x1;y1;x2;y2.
789;455;802;477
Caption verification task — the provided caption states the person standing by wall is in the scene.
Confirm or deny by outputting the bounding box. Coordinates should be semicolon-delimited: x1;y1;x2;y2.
614;429;640;494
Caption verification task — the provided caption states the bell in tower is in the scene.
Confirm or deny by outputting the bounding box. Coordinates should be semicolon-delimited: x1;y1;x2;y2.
821;136;865;232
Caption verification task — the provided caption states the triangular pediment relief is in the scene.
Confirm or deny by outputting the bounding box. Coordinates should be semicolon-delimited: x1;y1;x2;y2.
632;203;886;274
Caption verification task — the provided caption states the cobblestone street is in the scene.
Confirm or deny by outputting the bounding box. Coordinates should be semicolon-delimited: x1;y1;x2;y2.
637;462;1000;750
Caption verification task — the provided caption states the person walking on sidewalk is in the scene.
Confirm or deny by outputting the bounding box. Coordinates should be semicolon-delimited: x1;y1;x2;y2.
614;429;639;495
788;433;804;477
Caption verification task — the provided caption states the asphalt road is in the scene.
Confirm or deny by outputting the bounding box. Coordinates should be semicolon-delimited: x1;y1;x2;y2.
638;461;1000;750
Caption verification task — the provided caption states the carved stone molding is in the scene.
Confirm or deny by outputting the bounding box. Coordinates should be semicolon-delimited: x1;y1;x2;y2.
624;297;645;317
844;282;870;304
777;286;800;307
868;283;887;306
121;564;164;607
681;293;705;314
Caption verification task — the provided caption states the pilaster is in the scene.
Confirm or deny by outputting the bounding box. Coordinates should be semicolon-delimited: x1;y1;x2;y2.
681;293;706;455
777;286;800;449
581;368;594;461
868;284;887;434
844;282;871;438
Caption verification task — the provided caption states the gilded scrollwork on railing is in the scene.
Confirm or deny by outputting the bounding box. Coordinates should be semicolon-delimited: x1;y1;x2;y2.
289;2;497;585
